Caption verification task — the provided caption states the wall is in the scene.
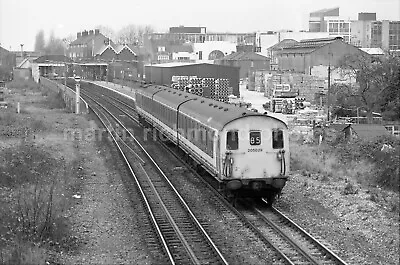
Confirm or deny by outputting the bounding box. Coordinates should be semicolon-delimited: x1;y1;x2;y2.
40;77;89;114
145;63;240;96
223;60;270;78
97;47;117;61
13;68;32;81
192;41;236;62
118;48;137;62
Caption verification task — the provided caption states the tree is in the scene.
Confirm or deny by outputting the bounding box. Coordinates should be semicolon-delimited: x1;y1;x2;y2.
95;25;116;42
116;24;154;45
34;30;46;53
331;83;360;117
44;31;65;55
117;24;139;44
338;53;400;122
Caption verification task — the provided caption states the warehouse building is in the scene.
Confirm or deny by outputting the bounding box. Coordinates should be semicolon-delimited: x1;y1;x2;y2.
275;37;366;73
145;62;240;96
215;51;270;78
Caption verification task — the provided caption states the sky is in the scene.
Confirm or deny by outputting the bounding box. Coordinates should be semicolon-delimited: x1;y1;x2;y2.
0;0;399;51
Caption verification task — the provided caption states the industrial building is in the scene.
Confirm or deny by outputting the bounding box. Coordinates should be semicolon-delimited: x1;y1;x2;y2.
351;15;400;52
308;7;352;43
144;26;257;62
309;7;340;32
145;62;240;96
215;51;270;78
275;37;366;73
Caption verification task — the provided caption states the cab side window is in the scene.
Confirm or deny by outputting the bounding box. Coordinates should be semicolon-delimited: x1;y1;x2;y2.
272;129;284;149
227;130;238;150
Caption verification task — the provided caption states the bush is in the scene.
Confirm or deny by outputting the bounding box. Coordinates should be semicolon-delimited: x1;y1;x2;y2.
1;242;47;265
334;135;400;191
0;112;17;126
7;80;40;91
45;91;66;109
0;142;56;188
291;134;399;192
0;142;79;264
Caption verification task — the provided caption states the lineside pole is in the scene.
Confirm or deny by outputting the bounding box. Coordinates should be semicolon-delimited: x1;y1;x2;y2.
75;76;81;114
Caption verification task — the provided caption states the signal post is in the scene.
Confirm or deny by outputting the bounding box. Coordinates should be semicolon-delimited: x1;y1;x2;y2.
75;76;81;114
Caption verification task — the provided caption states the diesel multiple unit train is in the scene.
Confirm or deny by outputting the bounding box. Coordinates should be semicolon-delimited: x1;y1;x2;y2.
135;85;290;204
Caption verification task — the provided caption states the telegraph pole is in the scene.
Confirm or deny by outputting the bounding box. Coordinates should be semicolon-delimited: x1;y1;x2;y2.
327;63;331;121
327;47;333;122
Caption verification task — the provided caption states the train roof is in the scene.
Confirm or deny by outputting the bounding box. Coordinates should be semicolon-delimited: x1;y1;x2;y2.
136;84;287;130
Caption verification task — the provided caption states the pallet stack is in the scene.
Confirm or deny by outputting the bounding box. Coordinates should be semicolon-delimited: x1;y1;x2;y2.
201;78;215;99
254;71;266;92
215;78;230;102
264;73;327;104
177;76;190;91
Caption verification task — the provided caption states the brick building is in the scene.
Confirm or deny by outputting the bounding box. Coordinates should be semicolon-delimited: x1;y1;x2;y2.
216;51;270;78
68;29;110;60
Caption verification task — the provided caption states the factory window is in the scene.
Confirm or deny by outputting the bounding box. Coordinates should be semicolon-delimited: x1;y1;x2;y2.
226;130;238;150
272;129;284;149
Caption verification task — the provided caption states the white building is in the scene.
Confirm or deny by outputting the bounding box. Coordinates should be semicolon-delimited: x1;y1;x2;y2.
324;16;352;43
192;41;237;62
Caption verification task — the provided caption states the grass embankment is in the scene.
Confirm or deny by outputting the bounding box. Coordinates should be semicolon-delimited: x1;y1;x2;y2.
290;132;400;213
0;80;81;264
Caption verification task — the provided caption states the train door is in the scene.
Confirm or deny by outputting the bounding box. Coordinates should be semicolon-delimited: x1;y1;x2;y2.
221;129;242;179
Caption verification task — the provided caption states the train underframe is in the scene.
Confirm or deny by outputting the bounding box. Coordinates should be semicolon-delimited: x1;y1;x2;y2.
219;178;286;206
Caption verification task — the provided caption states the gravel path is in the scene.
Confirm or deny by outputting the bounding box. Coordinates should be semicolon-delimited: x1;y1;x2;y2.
59;119;152;265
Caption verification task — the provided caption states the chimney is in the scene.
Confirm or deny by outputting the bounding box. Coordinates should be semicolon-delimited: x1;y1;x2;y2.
82;30;88;37
89;30;94;35
77;32;81;38
95;29;100;35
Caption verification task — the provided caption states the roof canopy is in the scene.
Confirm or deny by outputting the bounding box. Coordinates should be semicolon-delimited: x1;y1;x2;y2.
33;55;73;63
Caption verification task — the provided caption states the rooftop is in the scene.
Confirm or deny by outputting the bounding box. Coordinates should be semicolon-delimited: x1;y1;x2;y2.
278;37;344;54
344;124;390;139
148;62;212;67
33;55;73;63
220;51;269;61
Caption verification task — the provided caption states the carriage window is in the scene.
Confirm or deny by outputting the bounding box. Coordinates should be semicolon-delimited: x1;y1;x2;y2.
227;130;238;150
272;129;284;149
250;131;261;145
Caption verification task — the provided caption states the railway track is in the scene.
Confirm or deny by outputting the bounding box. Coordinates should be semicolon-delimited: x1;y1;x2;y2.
238;199;348;265
79;88;228;265
75;81;349;265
